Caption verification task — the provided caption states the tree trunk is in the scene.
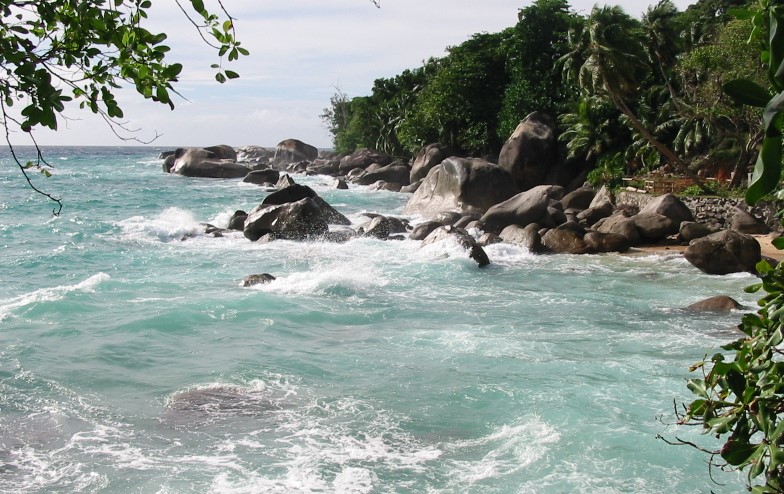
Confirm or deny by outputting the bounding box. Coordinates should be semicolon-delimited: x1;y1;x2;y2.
729;131;763;189
611;93;713;194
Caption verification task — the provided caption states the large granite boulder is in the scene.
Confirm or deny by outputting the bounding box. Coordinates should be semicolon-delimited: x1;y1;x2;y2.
243;198;329;241
262;184;350;225
583;231;630;253
730;208;771;235
594;212;641;245
338;148;394;173
422;226;490;267
243;169;280;186
237;145;274;163
498;112;559;191
541;227;590;254
361;216;392;240
410;221;444;241
589;185;614;209
559;186;595;211
679;221;714;243
632;213;677;241
577;201;614;228
410;143;451;183
228;210;248;231
403;157;519;218
684;230;762;275
272;139;318;168
499;224;544;253
352;164;410;186
480;185;565;234
168;147;249;178
639;193;694;225
306;159;341;176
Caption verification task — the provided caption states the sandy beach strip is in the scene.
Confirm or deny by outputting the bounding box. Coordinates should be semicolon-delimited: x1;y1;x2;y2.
630;234;784;262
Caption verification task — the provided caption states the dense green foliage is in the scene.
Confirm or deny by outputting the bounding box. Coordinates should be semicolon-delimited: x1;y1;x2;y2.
1;0;247;213
673;2;784;492
323;0;766;190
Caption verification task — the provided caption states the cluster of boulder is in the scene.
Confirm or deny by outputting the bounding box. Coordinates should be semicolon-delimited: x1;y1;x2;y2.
161;111;774;277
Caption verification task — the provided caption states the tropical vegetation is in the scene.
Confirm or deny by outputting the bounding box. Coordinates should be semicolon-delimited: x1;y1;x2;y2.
663;1;784;492
0;0;248;214
322;0;766;195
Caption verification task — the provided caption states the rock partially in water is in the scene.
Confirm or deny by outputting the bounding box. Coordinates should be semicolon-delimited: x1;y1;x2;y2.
684;230;762;275
686;295;743;313
241;273;276;287
422;225;490;267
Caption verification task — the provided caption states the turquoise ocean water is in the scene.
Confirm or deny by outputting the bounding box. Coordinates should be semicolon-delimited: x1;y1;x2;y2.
0;146;759;492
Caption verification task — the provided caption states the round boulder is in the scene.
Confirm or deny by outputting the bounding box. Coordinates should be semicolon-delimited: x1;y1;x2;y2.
730;208;770;235
273;139;318;168
684;230;762;275
243;169;280;186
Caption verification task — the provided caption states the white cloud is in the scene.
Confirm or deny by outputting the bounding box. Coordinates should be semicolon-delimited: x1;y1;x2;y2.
28;0;696;148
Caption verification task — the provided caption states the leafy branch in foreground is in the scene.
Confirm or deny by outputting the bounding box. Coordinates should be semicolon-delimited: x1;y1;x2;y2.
670;2;784;492
0;0;248;214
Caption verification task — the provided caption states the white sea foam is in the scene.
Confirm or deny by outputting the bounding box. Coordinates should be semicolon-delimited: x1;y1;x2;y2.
115;207;204;243
445;418;560;487
0;273;110;320
253;264;389;297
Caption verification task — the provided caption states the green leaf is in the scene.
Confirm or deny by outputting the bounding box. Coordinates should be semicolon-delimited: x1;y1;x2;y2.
721;441;763;466
708;415;736;434
687;378;709;399
728;8;754;20
724;79;771;108
215;72;226;84
224;70;239;80
746;135;782;205
191;0;205;14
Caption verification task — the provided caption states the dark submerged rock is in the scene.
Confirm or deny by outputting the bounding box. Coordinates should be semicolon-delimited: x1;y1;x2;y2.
228;210;248;231
243;198;329;241
243;169;280;186
241;273;277;287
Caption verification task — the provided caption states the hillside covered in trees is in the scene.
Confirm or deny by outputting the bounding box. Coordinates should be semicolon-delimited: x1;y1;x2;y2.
321;0;763;191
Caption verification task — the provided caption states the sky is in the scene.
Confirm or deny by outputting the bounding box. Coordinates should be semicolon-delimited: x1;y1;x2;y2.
28;0;695;149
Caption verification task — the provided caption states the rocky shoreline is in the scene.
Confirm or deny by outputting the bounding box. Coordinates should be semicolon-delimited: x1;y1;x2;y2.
158;113;780;282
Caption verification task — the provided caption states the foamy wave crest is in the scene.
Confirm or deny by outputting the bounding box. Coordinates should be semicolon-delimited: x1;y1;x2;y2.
446;418;560;487
0;273;110;320
116;207;204;242
253;265;388;297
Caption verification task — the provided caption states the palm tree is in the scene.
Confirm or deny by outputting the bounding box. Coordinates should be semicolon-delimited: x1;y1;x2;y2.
643;0;684;100
558;5;710;192
559;96;621;163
